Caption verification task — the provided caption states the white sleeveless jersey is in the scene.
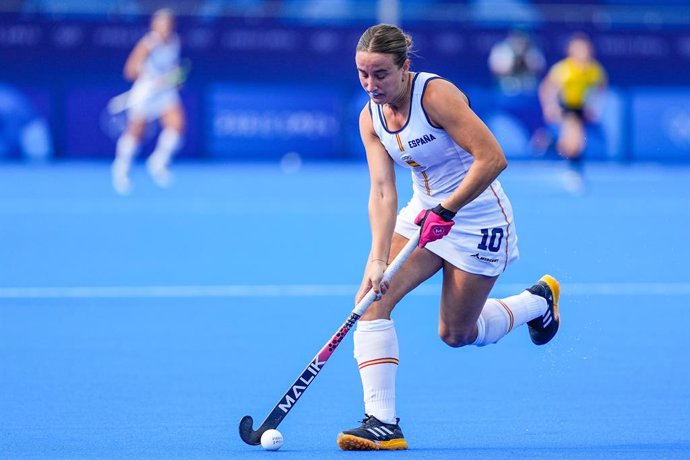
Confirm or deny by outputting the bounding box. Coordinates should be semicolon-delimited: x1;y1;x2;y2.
371;72;519;276
370;72;505;210
139;31;180;83
371;72;471;204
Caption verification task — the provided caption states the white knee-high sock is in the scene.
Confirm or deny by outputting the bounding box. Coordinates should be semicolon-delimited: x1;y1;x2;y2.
149;128;181;168
353;319;399;424
473;290;547;346
113;132;139;176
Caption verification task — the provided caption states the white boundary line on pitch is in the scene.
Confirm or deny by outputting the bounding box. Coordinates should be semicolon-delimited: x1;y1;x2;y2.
0;283;689;299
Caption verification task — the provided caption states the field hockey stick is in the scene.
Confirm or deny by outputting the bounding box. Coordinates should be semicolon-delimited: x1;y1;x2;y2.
239;233;420;446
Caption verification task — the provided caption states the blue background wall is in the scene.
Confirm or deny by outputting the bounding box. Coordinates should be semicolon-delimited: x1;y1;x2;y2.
1;3;689;162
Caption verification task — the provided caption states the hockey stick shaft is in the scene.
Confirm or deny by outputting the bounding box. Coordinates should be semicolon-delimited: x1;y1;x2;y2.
239;233;420;445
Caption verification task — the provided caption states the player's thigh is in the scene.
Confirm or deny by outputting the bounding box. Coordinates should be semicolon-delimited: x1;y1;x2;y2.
438;262;498;345
564;115;584;142
161;103;185;132
361;232;443;321
558;115;584;156
126;118;147;139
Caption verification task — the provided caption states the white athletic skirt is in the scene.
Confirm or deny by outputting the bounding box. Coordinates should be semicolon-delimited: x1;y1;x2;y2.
394;182;520;277
127;80;180;122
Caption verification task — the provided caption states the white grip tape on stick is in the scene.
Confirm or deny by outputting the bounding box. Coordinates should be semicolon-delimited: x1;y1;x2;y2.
352;233;420;317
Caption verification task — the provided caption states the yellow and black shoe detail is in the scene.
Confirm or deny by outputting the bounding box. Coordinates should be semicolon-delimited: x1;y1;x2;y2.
337;415;408;451
527;274;561;345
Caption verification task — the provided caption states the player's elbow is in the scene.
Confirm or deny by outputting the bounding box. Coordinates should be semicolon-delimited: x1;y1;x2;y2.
123;64;139;81
538;82;553;103
370;180;397;204
495;154;508;172
486;151;508;175
123;69;136;81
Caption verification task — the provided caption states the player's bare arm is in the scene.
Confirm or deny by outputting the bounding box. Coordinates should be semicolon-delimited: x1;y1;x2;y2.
422;79;507;213
599;67;608;90
538;74;562;123
357;104;398;302
123;39;150;81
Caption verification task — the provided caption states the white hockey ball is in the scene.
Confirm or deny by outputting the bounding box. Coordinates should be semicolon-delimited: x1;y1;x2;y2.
260;429;283;451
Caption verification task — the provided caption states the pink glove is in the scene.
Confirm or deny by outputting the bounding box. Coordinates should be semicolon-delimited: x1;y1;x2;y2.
414;204;456;248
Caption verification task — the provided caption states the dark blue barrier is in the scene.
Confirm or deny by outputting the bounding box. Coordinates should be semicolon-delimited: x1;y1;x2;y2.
1;13;689;161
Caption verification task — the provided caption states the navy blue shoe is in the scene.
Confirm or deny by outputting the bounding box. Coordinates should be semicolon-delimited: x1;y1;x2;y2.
527;275;561;345
337;415;408;450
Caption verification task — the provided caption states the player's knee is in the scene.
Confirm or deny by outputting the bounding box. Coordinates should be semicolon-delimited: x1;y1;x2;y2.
166;118;185;134
163;107;185;133
438;325;474;348
558;142;580;158
360;302;393;322
127;123;146;139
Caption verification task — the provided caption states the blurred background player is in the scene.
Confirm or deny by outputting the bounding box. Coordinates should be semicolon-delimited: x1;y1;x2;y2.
538;33;607;194
488;28;546;158
488;28;545;96
111;8;185;195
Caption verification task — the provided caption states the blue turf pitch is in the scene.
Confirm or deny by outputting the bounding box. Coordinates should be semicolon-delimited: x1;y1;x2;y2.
1;161;689;459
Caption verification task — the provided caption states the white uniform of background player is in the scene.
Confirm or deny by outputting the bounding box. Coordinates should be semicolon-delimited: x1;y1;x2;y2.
112;8;185;195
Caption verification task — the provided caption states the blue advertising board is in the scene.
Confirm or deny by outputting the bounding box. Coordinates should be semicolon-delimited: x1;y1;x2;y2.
631;88;690;161
0;83;53;160
207;84;342;159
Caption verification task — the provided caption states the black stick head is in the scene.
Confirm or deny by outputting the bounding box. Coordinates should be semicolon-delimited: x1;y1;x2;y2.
239;415;262;445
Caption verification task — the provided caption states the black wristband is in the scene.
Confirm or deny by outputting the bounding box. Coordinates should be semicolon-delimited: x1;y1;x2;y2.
432;204;457;222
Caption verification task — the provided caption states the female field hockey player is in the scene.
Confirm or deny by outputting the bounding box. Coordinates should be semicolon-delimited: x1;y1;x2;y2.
337;24;560;451
111;8;185;195
538;33;607;194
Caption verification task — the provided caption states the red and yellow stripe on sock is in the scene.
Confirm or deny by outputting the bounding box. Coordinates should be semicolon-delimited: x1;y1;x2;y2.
496;299;515;333
358;357;399;370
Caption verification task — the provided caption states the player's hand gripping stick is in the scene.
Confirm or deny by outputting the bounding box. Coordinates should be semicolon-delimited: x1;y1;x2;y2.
239;234;420;446
414;204;456;248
